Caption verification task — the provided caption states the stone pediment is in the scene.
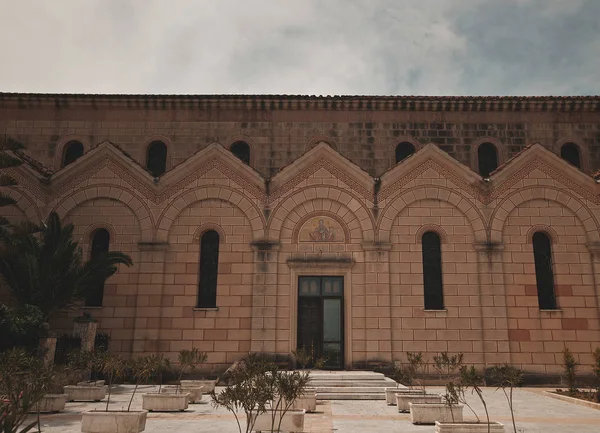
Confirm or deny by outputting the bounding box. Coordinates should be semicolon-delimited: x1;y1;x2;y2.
269;142;374;202
379;144;483;203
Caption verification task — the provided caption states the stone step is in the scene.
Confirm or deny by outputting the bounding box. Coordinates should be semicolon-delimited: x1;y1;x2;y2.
314;386;388;394
317;392;386;400
307;372;388;381
309;380;396;387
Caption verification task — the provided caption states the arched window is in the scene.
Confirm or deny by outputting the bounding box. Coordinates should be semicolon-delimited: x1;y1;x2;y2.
197;230;220;308
146;141;167;177
85;228;110;307
395;142;416;164
560;143;581;169
62;141;84;167
422;231;444;310
532;232;557;309
231;141;250;165
477;142;499;177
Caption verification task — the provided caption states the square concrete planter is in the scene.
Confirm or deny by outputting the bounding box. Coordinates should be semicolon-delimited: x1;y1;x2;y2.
64;385;107;402
77;380;106;387
180;379;216;393
385;387;425;405
396;393;442;412
160;385;203;403
28;394;67;413
289;394;317;413
409;403;464;425
142;393;189;412
81;410;147;433
253;409;305;433
435;421;505;433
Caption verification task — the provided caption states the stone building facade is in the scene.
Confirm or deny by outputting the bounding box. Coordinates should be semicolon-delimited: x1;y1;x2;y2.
1;93;600;376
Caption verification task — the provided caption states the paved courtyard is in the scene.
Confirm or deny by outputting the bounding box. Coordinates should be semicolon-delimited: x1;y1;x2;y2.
34;385;600;432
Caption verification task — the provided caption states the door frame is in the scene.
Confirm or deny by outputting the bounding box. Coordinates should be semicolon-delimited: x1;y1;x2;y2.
289;263;354;369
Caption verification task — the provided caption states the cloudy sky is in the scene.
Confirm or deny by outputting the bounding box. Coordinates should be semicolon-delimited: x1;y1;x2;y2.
1;0;599;96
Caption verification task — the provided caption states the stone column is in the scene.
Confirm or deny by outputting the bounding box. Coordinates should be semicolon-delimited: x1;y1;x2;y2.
73;319;98;352
250;240;280;354
585;242;600;343
474;242;511;367
39;337;57;365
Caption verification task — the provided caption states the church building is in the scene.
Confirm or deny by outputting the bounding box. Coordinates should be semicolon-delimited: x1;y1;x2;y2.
1;93;599;377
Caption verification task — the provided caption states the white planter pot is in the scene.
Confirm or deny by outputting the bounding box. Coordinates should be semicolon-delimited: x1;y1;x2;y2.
410;403;464;425
64;385;107;402
142;393;189;412
28;394;67;413
77;380;106;387
180;379;216;393
253;409;305;432
160;385;203;403
396;394;442;412
81;410;147;433
290;395;317;413
385;387;425;405
435;421;505;433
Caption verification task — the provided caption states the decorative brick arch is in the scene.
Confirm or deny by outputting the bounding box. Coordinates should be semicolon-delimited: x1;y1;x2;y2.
51;185;154;241
489;186;599;243
525;224;560;244
267;185;375;242
226;135;256;167
554;137;589;173
156;185;266;242
290;210;351;243
81;223;118;255
415;224;449;244
470;137;506;176
192;223;227;243
378;186;487;243
53;135;91;170
142;135;173;172
306;136;339;152
387;136;422;168
3;188;42;223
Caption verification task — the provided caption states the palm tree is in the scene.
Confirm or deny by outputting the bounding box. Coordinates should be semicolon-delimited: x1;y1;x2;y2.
0;211;133;321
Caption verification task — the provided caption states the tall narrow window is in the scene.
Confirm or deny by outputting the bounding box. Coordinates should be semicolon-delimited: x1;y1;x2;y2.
146;141;167;177
85;228;110;307
532;232;557;309
395;142;416;164
422;231;444;310
231;141;250;165
62;141;84;167
477;142;499;177
560;143;581;169
197;230;220;308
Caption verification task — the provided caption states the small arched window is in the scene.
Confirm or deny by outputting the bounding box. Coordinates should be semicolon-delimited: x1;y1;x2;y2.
560;143;581;169
231;141;250;165
197;230;220;308
395;142;416;164
477;142;499;177
422;231;444;310
532;232;557;310
62;141;84;167
146;141;167;177
85;228;111;307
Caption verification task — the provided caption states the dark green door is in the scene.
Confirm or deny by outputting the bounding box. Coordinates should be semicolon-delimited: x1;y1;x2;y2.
297;276;344;369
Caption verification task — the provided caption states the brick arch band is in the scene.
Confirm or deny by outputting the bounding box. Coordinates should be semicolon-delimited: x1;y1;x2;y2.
378;186;487;243
490;186;599;243
156;185;266;242
290;210;351;243
4;188;43;223
50;185;154;241
193;223;227;242
267;185;375;242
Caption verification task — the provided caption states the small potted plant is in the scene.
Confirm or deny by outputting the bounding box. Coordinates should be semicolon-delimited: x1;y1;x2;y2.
387;352;430;407
489;364;523;433
142;355;189;412
161;348;206;403
409;352;464;425
81;353;148;433
64;351;108;402
30;364;69;414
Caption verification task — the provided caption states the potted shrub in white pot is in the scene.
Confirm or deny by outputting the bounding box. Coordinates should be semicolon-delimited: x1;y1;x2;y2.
64;351;107;402
487;364;524;433
161;348;206;403
81;353;148;433
142;355;189;412
410;352;465;425
178;349;217;393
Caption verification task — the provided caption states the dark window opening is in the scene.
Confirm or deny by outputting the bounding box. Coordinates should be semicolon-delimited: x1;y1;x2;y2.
560;143;581;169
146;141;167;177
197;230;220;308
85;228;110;307
422;231;444;310
477;142;498;177
532;232;557;309
395;142;416;164
231;141;250;165
62;141;84;167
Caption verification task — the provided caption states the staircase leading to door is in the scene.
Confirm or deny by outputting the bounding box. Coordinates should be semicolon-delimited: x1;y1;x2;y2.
308;371;402;400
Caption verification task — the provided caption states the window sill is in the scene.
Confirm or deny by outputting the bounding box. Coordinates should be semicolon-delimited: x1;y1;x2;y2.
194;307;219;311
81;306;102;309
539;309;562;312
423;309;447;312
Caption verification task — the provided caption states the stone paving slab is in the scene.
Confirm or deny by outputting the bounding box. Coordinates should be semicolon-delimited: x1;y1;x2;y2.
31;385;600;432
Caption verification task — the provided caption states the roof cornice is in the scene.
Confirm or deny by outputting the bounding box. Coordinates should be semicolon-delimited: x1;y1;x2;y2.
1;93;599;112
